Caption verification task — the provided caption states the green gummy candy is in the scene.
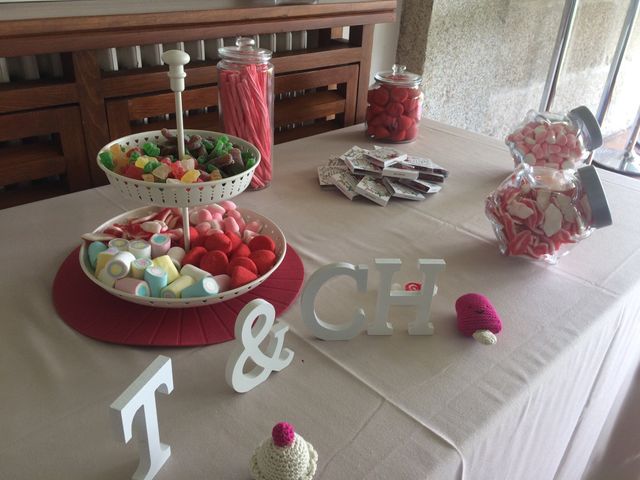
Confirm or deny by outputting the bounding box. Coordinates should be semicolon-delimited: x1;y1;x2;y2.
245;157;257;169
130;151;141;162
206;164;219;174
143;161;159;174
197;155;208;165
99;151;114;170
202;139;214;152
142;142;161;157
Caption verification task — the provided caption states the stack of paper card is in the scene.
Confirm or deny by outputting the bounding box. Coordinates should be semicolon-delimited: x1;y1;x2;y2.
317;146;449;206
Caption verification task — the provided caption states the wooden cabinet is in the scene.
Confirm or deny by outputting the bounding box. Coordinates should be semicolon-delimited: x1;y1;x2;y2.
0;0;396;208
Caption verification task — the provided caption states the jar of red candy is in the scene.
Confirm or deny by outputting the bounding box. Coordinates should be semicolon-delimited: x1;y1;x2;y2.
505;106;602;170
366;64;423;143
218;37;274;189
485;164;611;264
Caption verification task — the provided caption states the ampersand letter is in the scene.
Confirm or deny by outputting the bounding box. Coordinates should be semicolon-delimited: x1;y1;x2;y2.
225;299;294;393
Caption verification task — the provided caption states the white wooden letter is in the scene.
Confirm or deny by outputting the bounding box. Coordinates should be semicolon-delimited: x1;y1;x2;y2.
225;299;294;393
301;262;368;340
368;259;446;336
110;355;174;480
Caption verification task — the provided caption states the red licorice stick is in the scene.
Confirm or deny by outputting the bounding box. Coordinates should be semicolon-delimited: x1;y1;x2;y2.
219;65;272;188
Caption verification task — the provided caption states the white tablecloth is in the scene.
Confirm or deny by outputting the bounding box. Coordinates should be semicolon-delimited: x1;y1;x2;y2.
1;121;639;479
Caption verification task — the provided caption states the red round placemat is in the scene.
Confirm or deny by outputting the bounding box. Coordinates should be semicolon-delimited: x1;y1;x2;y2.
53;245;304;347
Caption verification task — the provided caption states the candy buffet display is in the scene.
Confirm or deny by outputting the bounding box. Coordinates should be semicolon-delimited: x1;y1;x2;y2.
485;164;611;264
505;106;602;170
250;422;317;480
218;37;274;189
80;49;286;308
318;145;449;205
365;64;423;143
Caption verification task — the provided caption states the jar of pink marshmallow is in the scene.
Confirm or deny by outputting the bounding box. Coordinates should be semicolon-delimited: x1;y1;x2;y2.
505;106;603;171
485;164;611;264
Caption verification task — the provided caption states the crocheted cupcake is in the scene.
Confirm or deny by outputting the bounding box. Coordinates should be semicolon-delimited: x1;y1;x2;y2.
250;422;317;480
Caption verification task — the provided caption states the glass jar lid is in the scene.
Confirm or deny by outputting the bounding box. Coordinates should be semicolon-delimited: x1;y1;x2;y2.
374;64;422;87
568;106;603;151
218;37;272;64
577;165;612;228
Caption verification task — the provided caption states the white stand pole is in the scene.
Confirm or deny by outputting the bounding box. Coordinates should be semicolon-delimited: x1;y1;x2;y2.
162;50;192;250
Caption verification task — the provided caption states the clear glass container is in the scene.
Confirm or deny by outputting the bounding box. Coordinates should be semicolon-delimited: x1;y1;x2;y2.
485;164;611;264
505;106;603;170
217;37;274;189
366;64;424;143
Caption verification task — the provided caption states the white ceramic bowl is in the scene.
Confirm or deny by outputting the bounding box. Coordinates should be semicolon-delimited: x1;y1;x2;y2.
79;206;286;308
97;130;260;207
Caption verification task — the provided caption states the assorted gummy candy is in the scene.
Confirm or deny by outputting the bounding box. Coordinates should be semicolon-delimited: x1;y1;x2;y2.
99;129;258;184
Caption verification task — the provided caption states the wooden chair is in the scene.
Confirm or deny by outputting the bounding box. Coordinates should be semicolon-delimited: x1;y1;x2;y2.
0;107;91;209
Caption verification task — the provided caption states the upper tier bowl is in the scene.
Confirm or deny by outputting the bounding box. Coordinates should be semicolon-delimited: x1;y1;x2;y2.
97;130;260;207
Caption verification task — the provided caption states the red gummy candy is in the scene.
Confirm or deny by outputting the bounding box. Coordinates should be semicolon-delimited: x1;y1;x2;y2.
390;130;406;142
390;87;409;103
248;235;276;252
369;104;385;116
398;115;414;131
403;98;420;114
249;249;277;275
179;227;201;248
369;113;385;127
124;165;144;180
371;88;390;106
227;256;258;276
373;126;391;139
182;246;207;267
170;162;185;179
225;231;242;252
386;101;404;117
204;231;232;253
200;250;229;276
405;125;418;141
230;243;251;259
229;266;258;290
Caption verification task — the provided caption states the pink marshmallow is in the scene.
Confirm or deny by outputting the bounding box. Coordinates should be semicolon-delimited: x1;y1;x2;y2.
196;222;211;235
223;217;240;234
206;204;226;216
197;209;212;223
226;209;243;221
219;200;236;212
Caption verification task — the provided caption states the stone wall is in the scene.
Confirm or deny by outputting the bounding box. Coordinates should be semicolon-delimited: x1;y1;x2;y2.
397;0;640;139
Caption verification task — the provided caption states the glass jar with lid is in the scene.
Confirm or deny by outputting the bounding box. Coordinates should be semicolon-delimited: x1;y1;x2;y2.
505;106;603;171
217;37;274;189
366;64;424;143
485;164;612;264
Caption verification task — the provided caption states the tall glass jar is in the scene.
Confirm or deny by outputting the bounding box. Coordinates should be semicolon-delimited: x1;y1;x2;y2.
366;64;424;143
217;37;274;189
